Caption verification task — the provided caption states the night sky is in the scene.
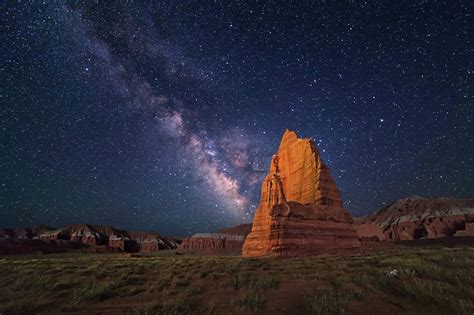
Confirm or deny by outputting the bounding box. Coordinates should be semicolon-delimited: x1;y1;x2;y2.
2;1;473;236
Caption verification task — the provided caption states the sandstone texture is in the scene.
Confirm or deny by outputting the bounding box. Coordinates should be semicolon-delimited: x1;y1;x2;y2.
242;129;360;257
179;223;252;254
355;196;474;240
355;222;386;241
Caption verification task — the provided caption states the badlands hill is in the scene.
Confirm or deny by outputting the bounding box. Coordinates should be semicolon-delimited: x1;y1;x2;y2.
0;223;181;255
355;196;474;241
178;224;252;254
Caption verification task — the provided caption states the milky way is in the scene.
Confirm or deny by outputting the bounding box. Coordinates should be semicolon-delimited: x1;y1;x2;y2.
2;1;472;236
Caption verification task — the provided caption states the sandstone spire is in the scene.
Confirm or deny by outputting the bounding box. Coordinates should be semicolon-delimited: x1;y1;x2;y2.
242;129;360;257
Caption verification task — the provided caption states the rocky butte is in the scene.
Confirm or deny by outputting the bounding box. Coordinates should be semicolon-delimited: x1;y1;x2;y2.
242;129;360;257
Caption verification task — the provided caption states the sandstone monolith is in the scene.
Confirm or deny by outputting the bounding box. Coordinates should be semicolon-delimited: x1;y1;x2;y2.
242;129;360;257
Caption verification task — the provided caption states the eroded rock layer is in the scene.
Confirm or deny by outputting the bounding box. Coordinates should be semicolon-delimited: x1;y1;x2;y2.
455;223;474;237
178;224;251;254
355;222;386;241
242;129;360;257
1;224;180;254
355;196;474;240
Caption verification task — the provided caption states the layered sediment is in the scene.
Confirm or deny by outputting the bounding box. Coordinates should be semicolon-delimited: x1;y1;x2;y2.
1;224;180;254
178;224;251;254
242;129;360;257
355;196;474;240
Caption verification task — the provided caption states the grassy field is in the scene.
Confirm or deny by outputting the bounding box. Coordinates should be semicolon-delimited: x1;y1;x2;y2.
1;243;473;314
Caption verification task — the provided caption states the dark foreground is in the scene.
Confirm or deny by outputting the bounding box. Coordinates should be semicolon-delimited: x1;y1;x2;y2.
1;241;473;314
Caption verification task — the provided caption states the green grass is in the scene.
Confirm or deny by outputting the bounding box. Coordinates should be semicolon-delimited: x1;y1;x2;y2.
232;292;265;312
156;294;192;314
229;273;280;290
303;291;349;315
74;282;116;302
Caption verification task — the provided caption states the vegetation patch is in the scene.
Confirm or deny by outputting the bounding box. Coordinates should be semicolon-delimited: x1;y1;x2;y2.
232;292;265;312
0;246;473;314
303;291;349;315
75;282;116;302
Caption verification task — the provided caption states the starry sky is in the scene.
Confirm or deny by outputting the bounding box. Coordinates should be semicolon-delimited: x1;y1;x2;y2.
1;1;473;236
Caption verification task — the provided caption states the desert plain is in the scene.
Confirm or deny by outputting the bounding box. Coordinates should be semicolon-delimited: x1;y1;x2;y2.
1;240;473;314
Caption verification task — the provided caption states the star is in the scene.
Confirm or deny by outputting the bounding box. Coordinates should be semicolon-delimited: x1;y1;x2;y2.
1;1;471;235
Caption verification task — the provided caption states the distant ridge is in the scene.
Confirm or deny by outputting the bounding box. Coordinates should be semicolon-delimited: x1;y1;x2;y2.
0;223;181;255
355;196;474;240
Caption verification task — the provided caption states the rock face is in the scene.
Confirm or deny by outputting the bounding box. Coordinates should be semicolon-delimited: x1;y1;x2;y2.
354;222;386;241
129;232;180;252
356;196;474;240
242;129;360;257
0;225;54;240
179;234;247;252
179;224;252;253
454;223;474;237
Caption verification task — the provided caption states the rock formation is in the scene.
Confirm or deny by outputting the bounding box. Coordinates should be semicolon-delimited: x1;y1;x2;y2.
129;231;180;252
454;223;474;237
355;196;474;240
1;223;181;254
242;129;360;257
179;224;252;254
354;222;386;241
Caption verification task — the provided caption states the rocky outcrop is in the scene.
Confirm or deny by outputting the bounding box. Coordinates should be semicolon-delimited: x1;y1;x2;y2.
1;223;180;254
1;226;54;240
108;235;138;252
355;222;386;241
129;232;180;252
180;233;247;252
49;224;128;246
356;196;474;240
37;229;66;241
454;223;474;237
179;224;252;253
242;129;360;257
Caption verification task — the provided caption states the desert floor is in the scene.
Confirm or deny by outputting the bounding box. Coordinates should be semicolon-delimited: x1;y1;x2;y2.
1;241;473;314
